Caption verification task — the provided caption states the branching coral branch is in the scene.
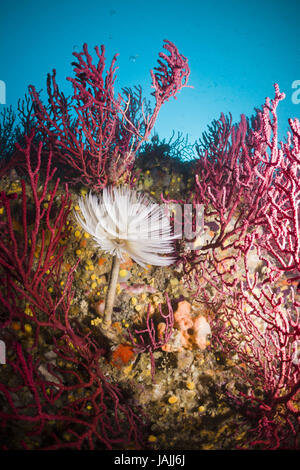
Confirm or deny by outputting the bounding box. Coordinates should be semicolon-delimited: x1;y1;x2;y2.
173;84;300;449
0;132;71;329
0;135;147;449
28;40;190;191
127;293;174;382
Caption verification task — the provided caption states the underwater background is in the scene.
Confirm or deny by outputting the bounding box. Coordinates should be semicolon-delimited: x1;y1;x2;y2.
1;0;300;143
0;0;300;453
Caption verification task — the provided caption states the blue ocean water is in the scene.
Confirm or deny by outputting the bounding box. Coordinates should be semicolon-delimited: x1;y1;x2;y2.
0;0;299;148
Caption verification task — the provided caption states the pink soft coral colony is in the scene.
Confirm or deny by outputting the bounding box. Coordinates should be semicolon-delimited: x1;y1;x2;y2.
0;37;299;450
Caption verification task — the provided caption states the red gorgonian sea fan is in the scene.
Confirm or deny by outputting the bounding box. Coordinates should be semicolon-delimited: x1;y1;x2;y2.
173;84;300;449
0;134;148;450
28;40;190;191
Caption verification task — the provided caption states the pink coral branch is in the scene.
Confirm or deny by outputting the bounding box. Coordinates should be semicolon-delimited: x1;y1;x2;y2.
127;293;174;382
0;136;147;449
29;41;190;191
173;84;300;448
